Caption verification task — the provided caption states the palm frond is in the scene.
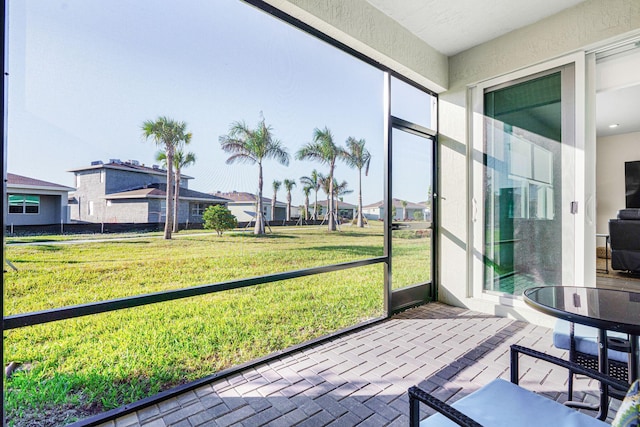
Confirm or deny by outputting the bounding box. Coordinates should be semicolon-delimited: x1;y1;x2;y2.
225;153;257;165
283;179;296;191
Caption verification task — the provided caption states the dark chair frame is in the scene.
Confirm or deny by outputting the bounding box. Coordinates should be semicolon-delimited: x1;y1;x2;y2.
566;322;630;403
408;344;630;427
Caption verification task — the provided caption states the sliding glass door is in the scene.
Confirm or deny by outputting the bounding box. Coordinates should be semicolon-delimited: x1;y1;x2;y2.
483;66;575;295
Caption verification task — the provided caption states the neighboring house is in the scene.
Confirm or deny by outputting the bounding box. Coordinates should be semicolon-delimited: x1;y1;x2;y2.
417;202;433;221
314;200;357;221
6;173;75;226
212;191;287;222
362;198;429;221
68;159;226;224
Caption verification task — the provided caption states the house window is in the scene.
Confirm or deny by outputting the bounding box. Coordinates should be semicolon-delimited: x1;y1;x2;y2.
88;201;94;216
191;203;206;216
8;194;40;214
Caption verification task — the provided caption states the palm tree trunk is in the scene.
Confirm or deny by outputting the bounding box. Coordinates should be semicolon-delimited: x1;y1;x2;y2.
164;148;174;240
173;171;180;233
357;169;363;227
304;196;309;221
313;190;318;221
255;164;264;235
328;163;335;231
271;198;276;223
286;193;291;221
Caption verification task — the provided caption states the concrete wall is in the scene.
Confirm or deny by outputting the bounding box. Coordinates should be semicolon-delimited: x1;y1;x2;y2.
105;169;164;194
102;200;149;223
596;131;640;233
72;170;106;222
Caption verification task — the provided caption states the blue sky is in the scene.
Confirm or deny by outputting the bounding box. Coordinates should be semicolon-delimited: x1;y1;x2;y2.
7;0;432;206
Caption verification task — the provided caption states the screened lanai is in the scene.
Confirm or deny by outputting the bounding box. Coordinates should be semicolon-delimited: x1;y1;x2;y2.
3;1;640;426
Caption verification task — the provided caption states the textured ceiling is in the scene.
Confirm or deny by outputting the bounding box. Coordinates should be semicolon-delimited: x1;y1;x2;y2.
365;0;639;137
365;0;587;56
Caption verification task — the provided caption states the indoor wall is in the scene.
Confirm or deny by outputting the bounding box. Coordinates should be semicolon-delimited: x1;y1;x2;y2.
596;131;640;233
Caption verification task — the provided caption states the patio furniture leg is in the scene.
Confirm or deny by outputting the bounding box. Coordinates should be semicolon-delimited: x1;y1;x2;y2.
409;389;420;427
597;328;610;421
568;321;575;399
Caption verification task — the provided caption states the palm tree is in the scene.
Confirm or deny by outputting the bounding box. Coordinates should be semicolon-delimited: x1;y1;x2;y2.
142;116;191;240
343;137;371;227
296;127;346;231
402;200;408;221
318;172;330;221
219;116;290;235
300;169;321;221
283;178;296;221
333;179;353;222
156;148;196;233
302;185;312;220
271;180;281;222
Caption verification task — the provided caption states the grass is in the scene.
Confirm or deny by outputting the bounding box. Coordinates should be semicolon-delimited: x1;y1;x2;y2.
4;223;431;426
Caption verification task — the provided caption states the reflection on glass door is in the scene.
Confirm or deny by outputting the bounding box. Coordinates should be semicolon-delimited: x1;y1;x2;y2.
483;69;574;295
391;128;433;290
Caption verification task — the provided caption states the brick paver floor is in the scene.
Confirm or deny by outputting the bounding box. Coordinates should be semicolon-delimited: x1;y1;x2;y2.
97;302;618;426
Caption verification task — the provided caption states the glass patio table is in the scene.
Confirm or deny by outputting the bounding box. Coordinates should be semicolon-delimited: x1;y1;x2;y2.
524;286;640;419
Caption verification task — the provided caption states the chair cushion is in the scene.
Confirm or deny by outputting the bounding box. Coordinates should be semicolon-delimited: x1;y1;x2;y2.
553;319;630;363
420;378;608;427
612;379;640;427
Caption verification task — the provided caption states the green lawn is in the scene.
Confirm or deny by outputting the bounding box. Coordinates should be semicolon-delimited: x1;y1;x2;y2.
3;223;431;426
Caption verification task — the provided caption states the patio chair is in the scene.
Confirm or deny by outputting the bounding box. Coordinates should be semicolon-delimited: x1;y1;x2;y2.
408;345;631;426
553;319;630;402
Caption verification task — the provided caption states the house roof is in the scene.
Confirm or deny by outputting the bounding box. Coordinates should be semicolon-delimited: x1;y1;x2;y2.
68;160;194;180
212;191;287;207
362;198;427;210
7;173;75;192
106;184;227;203
315;200;357;209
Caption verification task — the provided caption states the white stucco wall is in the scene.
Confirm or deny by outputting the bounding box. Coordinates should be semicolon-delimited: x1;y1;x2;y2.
448;0;640;92
440;0;640;323
596;131;640;233
227;203;261;223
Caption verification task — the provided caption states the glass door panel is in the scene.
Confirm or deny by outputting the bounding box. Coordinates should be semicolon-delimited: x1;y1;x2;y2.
483;70;573;295
391;128;433;290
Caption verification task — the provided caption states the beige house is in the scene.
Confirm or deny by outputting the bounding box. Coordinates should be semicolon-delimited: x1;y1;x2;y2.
362;198;428;221
212;191;288;223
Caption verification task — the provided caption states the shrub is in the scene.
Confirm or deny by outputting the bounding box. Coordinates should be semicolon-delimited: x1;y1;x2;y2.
202;205;237;236
394;229;432;239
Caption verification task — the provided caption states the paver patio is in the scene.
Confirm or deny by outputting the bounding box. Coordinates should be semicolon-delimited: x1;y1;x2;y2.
97;302;619;427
